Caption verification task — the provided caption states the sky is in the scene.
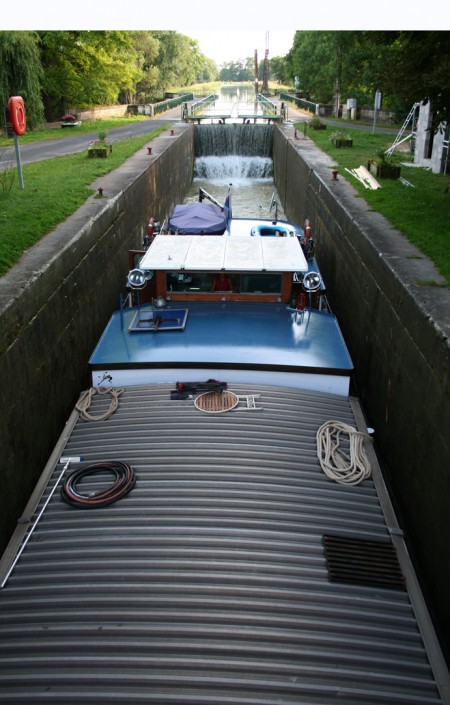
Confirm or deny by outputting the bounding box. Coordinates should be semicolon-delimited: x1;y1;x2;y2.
183;30;295;66
4;0;446;49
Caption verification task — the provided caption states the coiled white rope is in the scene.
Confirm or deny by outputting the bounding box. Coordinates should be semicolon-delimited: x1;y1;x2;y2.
316;420;372;485
76;387;124;422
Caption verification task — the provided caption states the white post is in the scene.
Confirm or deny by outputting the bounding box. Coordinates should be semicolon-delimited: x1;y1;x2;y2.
13;133;24;189
373;90;382;134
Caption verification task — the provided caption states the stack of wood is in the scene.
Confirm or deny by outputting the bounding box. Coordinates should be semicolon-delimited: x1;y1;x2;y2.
345;166;381;189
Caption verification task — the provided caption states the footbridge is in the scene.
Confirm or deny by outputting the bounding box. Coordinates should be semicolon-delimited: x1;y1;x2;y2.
182;92;287;124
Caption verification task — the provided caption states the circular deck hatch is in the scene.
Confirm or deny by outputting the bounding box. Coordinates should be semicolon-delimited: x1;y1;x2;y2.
194;390;239;413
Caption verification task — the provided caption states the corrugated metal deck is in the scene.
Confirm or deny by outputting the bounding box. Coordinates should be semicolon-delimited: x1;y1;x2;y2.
0;383;447;704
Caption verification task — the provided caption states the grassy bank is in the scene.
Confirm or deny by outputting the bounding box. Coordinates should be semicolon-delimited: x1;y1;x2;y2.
299;124;450;285
0;124;170;276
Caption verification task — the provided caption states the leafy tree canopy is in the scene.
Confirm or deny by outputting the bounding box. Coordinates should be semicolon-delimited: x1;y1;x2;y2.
219;58;254;82
364;31;450;129
0;31;45;129
285;30;450;128
148;31;216;97
38;30;141;117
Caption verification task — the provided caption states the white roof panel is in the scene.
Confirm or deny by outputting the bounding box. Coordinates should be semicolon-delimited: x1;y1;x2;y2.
184;236;227;270
140;234;308;272
224;237;263;270
139;235;191;269
261;237;306;271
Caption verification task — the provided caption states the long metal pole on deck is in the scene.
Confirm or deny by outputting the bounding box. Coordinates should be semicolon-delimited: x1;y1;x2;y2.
13;133;24;189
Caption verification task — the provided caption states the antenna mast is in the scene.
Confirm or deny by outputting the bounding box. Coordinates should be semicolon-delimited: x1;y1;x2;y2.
262;31;269;94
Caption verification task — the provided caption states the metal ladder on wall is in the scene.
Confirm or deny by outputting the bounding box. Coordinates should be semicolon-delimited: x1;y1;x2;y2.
385;102;421;157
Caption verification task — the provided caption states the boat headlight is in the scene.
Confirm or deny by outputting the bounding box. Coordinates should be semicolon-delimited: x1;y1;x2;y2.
302;271;322;292
127;269;153;289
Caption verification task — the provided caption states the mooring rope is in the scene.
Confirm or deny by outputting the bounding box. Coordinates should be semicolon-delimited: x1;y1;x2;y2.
76;387;124;422
316;420;372;485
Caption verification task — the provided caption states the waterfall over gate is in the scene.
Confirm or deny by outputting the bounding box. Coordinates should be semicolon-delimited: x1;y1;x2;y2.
194;155;273;180
188;121;281;218
194;124;273;157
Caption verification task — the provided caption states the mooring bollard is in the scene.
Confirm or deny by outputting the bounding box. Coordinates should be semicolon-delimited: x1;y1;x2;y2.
147;147;152;155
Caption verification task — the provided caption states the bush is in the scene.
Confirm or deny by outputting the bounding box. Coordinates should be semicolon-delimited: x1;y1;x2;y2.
309;115;326;130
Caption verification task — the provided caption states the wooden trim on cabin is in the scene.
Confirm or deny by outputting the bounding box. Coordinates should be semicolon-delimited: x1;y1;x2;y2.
281;273;292;301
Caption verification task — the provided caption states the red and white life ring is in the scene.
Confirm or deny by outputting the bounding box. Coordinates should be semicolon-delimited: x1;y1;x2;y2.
8;96;26;136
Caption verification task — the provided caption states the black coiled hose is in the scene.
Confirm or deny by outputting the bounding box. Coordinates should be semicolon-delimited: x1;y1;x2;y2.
61;461;136;508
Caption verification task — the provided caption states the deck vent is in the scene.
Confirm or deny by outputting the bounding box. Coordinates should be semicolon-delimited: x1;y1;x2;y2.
323;535;406;590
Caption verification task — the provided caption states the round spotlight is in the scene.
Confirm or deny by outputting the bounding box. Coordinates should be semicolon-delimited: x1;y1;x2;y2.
302;271;322;292
127;269;147;289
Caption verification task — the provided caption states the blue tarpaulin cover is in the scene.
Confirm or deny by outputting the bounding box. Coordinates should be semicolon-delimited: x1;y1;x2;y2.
168;203;227;234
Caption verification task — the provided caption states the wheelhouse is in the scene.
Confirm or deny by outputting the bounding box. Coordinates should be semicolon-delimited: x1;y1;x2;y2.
136;234;308;304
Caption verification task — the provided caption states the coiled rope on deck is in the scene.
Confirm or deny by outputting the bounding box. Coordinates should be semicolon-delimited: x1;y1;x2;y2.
76;387;124;421
61;461;136;508
316;420;372;485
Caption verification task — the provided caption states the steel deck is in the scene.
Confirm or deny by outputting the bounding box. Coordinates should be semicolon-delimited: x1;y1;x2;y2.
0;383;447;704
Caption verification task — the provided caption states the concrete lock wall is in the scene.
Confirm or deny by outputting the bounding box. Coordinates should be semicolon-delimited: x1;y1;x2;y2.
273;125;450;655
0;123;194;555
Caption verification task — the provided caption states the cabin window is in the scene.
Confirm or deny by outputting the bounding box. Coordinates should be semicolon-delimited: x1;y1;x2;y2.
165;272;282;295
167;272;214;293
239;273;281;293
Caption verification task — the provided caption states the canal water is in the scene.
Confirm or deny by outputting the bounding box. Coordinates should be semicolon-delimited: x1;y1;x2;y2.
184;157;286;220
185;86;285;219
192;83;277;124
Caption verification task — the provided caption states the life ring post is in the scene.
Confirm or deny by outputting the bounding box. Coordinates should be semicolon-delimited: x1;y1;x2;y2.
8;96;26;136
12;133;24;189
8;96;26;189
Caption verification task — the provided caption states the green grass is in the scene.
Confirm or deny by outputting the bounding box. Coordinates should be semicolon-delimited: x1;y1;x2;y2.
299;124;450;285
0;124;170;276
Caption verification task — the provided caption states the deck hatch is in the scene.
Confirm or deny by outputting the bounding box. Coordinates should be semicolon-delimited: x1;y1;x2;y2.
323;534;406;590
128;308;188;332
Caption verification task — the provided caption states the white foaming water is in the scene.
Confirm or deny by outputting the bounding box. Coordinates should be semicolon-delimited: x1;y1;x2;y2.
194;155;273;182
186;155;285;220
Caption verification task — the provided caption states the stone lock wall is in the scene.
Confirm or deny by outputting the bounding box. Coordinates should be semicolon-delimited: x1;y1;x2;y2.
0;123;194;555
273;125;450;656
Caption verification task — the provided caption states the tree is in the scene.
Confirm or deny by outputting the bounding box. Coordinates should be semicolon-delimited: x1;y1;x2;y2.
196;56;219;83
127;31;161;103
148;31;209;97
270;56;290;85
285;32;368;105
38;31;141;118
364;31;450;129
0;31;45;130
283;31;450;128
219;59;253;82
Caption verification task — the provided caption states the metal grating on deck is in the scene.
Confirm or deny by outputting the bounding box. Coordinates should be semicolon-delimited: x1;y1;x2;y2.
323;534;406;590
0;383;446;704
